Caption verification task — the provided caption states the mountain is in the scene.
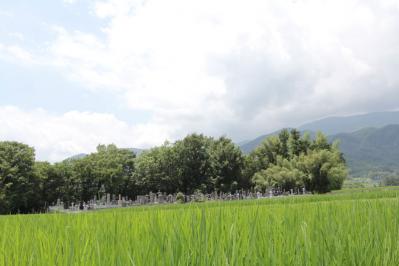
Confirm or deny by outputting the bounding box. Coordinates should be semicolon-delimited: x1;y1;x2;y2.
65;148;144;161
330;125;399;177
239;124;399;177
66;153;87;161
240;111;399;154
239;129;293;154
299;111;399;135
126;148;144;155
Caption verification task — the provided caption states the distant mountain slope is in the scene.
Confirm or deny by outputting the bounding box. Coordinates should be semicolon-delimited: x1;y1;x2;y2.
330;125;399;177
299;111;399;135
66;153;87;161
240;111;399;154
65;148;144;161
126;148;144;155
239;124;399;177
240;129;291;154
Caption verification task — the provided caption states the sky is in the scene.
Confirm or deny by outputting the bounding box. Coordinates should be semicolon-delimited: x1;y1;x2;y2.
1;0;399;161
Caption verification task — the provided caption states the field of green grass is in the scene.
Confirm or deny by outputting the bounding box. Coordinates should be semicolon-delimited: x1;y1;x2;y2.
1;187;399;265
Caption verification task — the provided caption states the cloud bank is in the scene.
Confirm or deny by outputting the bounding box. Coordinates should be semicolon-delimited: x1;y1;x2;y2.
2;0;399;161
0;106;173;161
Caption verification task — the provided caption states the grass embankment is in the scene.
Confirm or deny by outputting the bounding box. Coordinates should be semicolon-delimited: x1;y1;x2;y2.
1;187;399;265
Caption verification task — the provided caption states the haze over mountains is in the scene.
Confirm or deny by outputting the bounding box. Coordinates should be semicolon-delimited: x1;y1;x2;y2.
66;148;144;161
298;111;399;135
240;111;399;177
67;111;399;178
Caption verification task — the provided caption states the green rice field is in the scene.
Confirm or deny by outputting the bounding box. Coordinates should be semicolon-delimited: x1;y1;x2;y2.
1;187;399;265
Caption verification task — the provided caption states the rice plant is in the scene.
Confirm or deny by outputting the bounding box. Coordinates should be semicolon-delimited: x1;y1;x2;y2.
1;188;399;265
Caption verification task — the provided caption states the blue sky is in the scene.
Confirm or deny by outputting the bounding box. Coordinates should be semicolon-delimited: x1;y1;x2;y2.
0;0;136;119
1;0;399;161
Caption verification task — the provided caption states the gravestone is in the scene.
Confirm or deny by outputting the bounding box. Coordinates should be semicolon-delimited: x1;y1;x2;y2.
106;193;111;205
118;194;122;206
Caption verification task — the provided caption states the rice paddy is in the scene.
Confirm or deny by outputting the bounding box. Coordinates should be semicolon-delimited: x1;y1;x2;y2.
1;187;399;265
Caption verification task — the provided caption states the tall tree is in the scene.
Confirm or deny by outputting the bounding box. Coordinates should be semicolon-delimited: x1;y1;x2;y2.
253;156;305;191
278;129;290;159
54;160;80;208
297;148;347;193
250;130;348;193
34;161;63;208
209;136;244;192
243;135;282;184
288;129;302;157
0;141;39;214
174;134;213;193
134;143;179;194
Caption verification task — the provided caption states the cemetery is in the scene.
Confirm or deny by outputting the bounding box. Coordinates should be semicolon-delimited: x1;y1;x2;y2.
49;188;308;213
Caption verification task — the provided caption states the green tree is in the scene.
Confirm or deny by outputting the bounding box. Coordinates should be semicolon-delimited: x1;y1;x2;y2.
78;144;137;201
297;147;347;193
0;141;40;214
288;129;302;157
54;160;80;208
134;143;179;194
54;144;137;205
135;135;245;195
278;129;290;159
250;130;347;193
253;157;305;191
312;131;331;150
34;161;63;208
209;136;244;192
244;135;282;183
174;134;213;193
381;174;399;186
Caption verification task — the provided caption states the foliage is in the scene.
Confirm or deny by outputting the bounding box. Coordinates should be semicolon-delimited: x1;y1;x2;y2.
253;156;305;191
176;192;185;203
297;148;347;193
208;136;244;192
134;134;245;194
0;141;40;214
133;143;179;194
34;161;63;208
0;129;346;213
326;125;399;177
251;130;348;193
381;174;399;186
56;144;137;204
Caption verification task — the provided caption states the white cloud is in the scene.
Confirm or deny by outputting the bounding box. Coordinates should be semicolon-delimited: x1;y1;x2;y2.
63;0;79;4
45;0;399;141
0;106;174;162
0;43;36;65
3;0;399;161
9;32;25;41
0;10;13;17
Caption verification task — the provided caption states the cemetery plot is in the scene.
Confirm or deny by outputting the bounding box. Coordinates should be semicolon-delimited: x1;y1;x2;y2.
49;188;308;213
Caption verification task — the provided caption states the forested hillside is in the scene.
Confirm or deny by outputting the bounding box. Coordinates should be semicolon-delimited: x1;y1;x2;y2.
299;111;399;135
240;111;399;178
241;125;399;178
330;125;399;177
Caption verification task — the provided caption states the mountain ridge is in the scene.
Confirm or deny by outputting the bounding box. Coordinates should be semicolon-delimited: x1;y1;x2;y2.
240;111;399;154
65;148;144;161
299;110;399;135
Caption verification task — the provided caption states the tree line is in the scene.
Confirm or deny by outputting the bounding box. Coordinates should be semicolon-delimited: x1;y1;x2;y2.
0;129;348;214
